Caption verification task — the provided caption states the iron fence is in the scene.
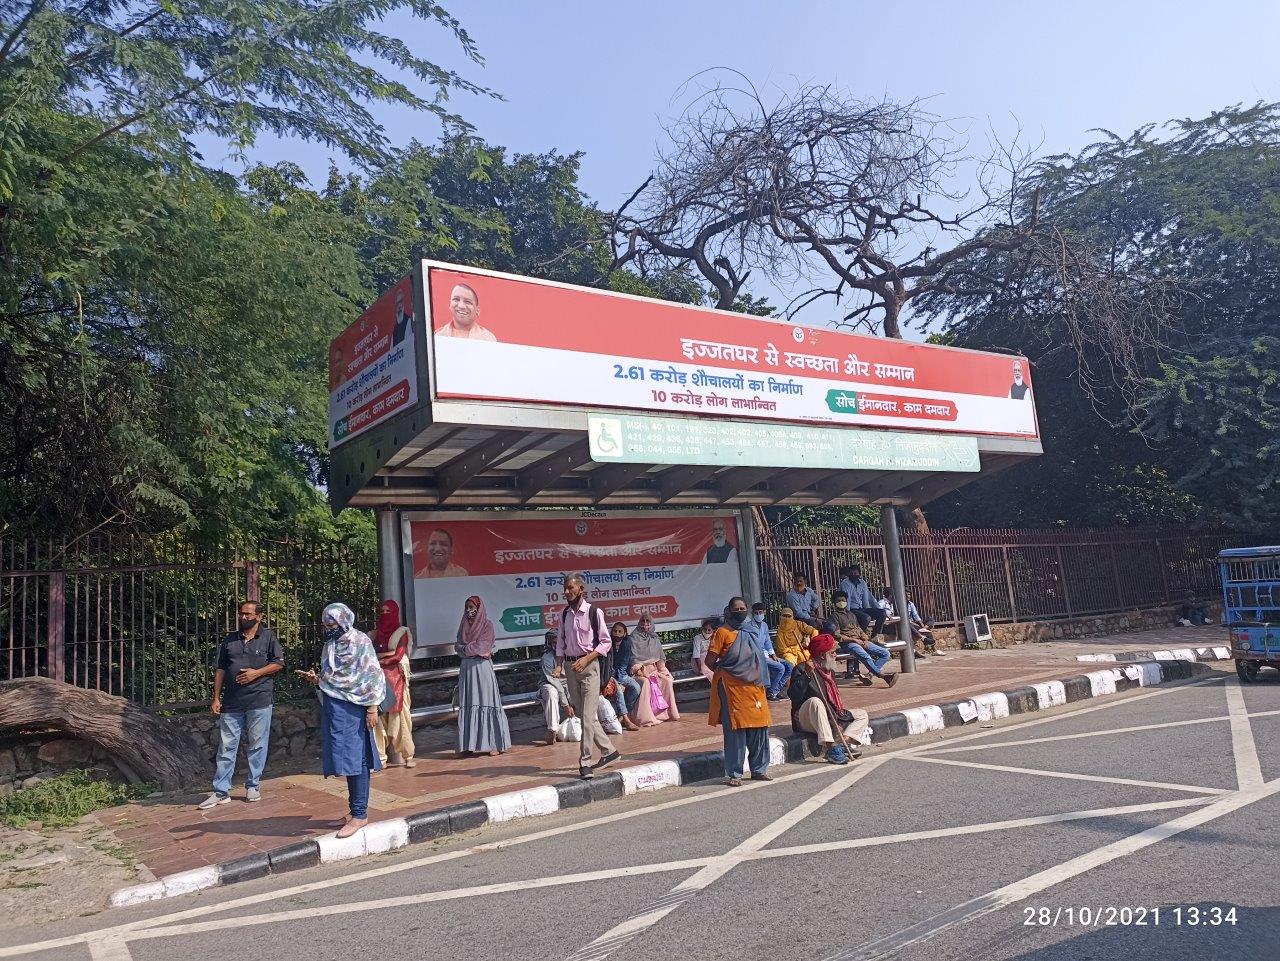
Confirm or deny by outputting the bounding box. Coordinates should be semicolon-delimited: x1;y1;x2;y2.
0;525;1261;708
0;534;377;708
756;526;1258;626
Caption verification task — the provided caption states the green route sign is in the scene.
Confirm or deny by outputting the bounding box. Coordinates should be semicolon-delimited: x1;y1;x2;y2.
587;413;980;472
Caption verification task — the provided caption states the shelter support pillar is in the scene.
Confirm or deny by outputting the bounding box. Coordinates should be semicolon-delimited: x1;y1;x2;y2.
738;507;764;605
880;505;916;674
377;509;405;612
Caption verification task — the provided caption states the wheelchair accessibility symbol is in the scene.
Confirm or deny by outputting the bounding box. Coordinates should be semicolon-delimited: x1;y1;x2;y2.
590;417;624;458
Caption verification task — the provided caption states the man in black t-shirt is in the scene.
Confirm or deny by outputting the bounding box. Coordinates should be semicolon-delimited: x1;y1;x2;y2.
197;601;285;809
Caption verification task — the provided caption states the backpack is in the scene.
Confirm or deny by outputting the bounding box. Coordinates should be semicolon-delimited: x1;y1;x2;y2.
562;603;613;684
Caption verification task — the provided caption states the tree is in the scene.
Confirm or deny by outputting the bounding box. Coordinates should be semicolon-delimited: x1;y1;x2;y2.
610;77;1040;338
0;1;490;541
916;104;1280;529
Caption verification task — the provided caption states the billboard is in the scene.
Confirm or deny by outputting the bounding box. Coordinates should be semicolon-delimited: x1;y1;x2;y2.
327;273;419;448
425;262;1037;439
402;512;745;655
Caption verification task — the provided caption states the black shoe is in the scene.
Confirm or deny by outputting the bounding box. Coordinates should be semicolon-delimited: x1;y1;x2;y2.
593;750;621;770
883;673;898;688
847;744;864;759
579;765;595;780
859;674;874;687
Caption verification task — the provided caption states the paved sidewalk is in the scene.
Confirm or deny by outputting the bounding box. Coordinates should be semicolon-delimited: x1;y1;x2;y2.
98;627;1222;879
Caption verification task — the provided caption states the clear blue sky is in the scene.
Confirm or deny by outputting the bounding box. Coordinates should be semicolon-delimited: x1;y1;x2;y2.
209;1;1280;324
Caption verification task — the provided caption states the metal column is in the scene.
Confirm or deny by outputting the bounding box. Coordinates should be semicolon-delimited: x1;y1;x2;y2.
738;507;764;604
376;509;404;611
880;505;916;673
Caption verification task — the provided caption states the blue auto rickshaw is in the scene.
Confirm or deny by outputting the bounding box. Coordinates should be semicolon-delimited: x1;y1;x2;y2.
1219;545;1280;682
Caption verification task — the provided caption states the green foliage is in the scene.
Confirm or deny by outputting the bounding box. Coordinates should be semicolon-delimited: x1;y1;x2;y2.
916;104;1280;529
0;769;154;828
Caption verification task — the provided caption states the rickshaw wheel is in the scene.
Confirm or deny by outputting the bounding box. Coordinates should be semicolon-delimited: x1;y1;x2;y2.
1236;659;1261;683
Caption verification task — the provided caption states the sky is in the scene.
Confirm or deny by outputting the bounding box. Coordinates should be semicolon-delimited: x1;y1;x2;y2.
206;1;1280;330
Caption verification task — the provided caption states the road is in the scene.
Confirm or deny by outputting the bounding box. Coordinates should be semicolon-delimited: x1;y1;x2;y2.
3;666;1277;961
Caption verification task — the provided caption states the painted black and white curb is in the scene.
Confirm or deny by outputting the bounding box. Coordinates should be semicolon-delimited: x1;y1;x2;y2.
1076;646;1230;664
108;657;1215;909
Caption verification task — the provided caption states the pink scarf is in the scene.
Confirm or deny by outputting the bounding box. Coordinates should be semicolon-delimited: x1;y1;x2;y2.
457;595;496;658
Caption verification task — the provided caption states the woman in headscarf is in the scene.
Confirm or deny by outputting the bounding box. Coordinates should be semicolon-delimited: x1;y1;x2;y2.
297;603;386;839
704;596;772;786
788;633;869;764
629;614;680;726
454;595;511;758
775;607;818;667
372;599;415;769
607;621;642;732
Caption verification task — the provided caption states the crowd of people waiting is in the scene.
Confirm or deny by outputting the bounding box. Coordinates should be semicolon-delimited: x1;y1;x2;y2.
197;567;946;831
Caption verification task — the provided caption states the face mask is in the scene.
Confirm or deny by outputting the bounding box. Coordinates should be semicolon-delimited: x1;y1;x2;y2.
726;610;748;627
239;617;257;633
702;629;714;637
323;625;343;643
752;612;765;624
836;601;848;610
465;607;477;620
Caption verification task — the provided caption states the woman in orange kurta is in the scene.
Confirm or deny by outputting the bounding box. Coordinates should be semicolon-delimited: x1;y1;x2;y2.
705;597;773;786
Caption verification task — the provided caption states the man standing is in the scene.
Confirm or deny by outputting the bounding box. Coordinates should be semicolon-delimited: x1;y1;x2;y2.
435;283;497;341
557;573;620;779
784;574;824;630
198;602;284;809
538;629;574;744
704;518;737;564
839;566;887;642
740;602;791;700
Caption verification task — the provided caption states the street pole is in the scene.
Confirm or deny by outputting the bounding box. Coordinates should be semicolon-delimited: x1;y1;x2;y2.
880;505;916;673
738;507;764;604
376;509;404;612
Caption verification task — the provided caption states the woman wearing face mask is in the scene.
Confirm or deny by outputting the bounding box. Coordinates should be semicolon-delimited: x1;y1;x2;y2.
296;603;386;839
607;622;642;731
704;595;773;786
692;618;718;681
372;599;415;769
454;595;511;758
775;607;818;667
629;615;681;725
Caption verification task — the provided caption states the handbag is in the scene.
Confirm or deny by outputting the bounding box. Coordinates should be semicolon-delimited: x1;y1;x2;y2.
648;674;670;714
556;716;583;742
378;680;397;714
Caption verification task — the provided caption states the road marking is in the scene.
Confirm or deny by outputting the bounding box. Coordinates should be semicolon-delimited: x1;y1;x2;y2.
820;776;1280;961
7;765;847;960
120;860;714;944
1225;681;1264;790
749;795;1212;862
87;939;132;961
917;708;1280;756
112;794;1211;950
565;758;890;961
893;675;1227;759
905;754;1228;796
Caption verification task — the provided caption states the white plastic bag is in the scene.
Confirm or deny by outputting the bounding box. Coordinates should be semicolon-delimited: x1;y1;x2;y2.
557;716;583;742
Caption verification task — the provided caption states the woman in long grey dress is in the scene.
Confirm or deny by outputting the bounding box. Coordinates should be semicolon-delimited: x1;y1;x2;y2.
455;595;511;757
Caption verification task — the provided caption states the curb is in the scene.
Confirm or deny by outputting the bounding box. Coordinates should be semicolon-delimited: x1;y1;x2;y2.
108;657;1218;908
1076;645;1230;664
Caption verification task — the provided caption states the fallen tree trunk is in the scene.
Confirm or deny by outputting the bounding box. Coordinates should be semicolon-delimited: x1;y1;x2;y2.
0;677;210;792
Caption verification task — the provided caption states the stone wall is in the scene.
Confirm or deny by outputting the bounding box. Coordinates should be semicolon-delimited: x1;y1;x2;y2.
174;702;323;766
925;601;1224;650
0;737;125;797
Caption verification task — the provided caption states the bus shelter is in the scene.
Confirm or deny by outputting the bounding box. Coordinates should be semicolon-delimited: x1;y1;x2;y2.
327;261;1042;673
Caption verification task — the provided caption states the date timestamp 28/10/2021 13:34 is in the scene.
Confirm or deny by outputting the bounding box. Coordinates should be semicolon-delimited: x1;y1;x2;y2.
1024;905;1239;927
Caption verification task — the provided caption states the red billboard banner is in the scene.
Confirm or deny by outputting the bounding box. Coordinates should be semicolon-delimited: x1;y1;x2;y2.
403;512;744;653
425;262;1038;439
328;274;419;447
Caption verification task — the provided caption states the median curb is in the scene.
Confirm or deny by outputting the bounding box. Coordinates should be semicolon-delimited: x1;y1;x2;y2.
1076;645;1230;664
107;657;1218;909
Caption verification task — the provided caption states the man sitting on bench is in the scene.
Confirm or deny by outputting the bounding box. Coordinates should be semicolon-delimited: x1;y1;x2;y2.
830;590;897;688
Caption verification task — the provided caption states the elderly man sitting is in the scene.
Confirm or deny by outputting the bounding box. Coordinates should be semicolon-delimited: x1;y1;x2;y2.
788;634;870;765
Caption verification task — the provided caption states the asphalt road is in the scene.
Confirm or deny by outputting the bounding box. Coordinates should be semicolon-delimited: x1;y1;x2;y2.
4;665;1278;961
